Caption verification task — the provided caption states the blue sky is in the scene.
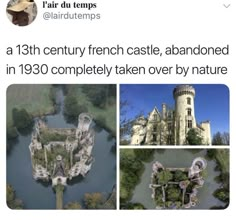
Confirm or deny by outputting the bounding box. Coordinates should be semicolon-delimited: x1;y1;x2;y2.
120;84;229;136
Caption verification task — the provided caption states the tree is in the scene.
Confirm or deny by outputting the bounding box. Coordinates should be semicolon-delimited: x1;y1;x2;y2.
84;192;105;209
212;132;229;145
124;202;146;209
64;95;88;120
222;132;230;145
166;187;181;201
12;108;32;130
120;153;142;173
120;89;134;144
95;115;106;129
214;188;229;203
207;149;217;159
7;184;24;209
82;85;115;109
7;126;18;139
186;128;203;145
157;170;173;185
64;202;82;209
174;170;188;182
134;149;154;161
121;172;139;191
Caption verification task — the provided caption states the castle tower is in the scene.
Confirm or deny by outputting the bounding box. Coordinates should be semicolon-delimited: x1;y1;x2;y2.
173;85;196;145
162;103;167;120
130;116;147;145
200;121;211;145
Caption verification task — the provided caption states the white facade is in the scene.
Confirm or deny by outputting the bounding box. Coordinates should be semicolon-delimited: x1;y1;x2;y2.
131;85;211;145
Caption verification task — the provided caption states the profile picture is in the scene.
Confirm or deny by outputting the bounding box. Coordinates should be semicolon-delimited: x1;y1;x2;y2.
6;0;37;26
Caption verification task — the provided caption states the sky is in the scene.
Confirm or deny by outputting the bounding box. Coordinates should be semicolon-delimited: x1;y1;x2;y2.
120;84;229;136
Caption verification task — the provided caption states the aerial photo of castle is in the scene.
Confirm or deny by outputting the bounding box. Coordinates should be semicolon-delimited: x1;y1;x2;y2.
150;158;207;209
29;113;94;187
7;84;116;209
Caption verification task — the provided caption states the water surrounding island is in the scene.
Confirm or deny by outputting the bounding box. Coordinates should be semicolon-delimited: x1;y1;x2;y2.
131;149;225;209
7;88;116;209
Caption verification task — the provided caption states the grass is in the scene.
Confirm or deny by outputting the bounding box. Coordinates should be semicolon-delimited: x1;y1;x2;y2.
72;85;116;134
7;85;54;126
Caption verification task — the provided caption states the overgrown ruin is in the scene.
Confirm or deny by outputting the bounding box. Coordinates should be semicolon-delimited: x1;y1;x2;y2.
149;158;207;209
29;113;94;188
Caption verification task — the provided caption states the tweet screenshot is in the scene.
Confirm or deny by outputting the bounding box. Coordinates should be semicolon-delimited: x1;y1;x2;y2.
0;0;234;219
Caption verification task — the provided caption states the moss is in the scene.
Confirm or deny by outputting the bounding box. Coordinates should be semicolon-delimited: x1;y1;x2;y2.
40;130;67;145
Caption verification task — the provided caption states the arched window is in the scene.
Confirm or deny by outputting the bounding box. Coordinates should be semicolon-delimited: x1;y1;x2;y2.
187;108;192;116
187;97;191;105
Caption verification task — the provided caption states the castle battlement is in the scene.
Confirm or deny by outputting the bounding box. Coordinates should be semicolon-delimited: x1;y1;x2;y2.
173;85;195;98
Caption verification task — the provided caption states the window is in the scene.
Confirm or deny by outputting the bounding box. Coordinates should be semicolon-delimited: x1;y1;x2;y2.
152;134;156;141
187;97;191;105
153;125;157;132
167;135;172;144
187;120;192;128
153;114;157;120
187;108;191;116
168;123;172;131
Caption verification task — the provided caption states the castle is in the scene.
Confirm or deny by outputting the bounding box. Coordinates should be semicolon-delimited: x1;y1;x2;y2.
131;85;211;145
29;113;95;187
149;157;207;209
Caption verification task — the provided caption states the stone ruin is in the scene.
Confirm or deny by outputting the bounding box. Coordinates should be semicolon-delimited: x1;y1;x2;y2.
149;158;207;209
29;113;94;187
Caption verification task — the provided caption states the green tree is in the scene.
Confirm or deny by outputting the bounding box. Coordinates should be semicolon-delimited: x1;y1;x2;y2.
64;95;88;119
207;149;217;159
186;128;203;145
166;187;181;201
214;188;229;203
134;149;154;161
174;170;188;182
124;202;146;209
7;126;18;139
95;115;107;129
84;192;105;209
7;184;24;209
12;108;32;130
120;154;142;174
121;172;139;191
157;170;173;185
82;85;116;109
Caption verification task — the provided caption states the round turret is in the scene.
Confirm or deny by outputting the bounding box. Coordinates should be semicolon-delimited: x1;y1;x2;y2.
173;85;195;99
173;85;196;145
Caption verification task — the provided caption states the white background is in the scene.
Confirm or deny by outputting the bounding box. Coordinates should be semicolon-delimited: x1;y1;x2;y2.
0;0;235;219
